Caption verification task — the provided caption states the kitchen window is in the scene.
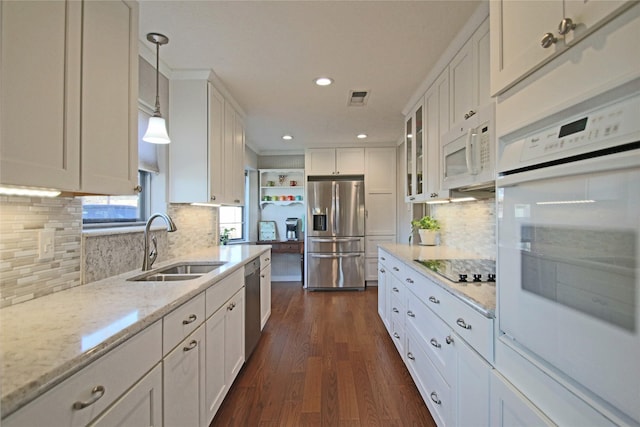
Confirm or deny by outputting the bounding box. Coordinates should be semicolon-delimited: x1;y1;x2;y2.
219;206;244;241
81;171;150;225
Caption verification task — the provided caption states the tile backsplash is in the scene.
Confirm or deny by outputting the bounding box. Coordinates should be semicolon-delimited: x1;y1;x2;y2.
431;198;496;257
0;196;82;308
0;198;219;308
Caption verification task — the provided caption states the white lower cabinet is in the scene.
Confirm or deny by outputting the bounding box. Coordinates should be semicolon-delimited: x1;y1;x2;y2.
89;363;162;427
260;251;272;330
490;371;554;427
163;323;206;427
205;305;227;422
225;288;245;385
379;248;494;427
4;321;162;427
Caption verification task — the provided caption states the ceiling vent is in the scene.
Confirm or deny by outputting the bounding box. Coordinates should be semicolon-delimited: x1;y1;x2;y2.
348;90;370;107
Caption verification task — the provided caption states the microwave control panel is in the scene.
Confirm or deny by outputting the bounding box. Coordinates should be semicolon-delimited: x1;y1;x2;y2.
518;92;639;163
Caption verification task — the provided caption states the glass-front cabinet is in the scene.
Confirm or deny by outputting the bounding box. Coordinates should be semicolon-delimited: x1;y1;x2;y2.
405;101;425;202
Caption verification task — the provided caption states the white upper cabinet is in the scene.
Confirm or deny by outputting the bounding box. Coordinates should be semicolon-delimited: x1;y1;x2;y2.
404;101;425;202
170;76;245;205
1;0;138;195
449;18;490;126
490;0;633;95
305;148;364;175
81;0;138;195
424;70;450;200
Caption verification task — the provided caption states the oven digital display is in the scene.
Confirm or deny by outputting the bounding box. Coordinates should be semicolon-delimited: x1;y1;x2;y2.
558;117;588;138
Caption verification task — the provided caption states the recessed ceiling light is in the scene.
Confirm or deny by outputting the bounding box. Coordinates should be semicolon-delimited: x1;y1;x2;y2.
314;77;333;86
282;134;293;141
357;133;368;139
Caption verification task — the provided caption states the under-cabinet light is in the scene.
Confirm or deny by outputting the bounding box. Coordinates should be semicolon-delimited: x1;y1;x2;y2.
0;186;61;198
450;197;477;203
191;202;221;207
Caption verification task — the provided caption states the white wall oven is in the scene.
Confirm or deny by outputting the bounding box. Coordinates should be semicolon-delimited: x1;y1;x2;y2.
497;79;640;424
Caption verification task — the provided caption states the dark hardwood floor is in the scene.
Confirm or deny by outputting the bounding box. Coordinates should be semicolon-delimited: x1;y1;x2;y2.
210;282;436;427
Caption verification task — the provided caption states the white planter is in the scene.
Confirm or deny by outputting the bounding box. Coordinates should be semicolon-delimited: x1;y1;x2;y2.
418;229;439;246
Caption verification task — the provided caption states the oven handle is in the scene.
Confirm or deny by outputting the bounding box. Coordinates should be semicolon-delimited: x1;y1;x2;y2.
497;148;640;187
310;253;362;259
311;237;361;243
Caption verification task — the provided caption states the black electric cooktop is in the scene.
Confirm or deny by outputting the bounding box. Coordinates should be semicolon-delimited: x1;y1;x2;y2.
414;259;496;284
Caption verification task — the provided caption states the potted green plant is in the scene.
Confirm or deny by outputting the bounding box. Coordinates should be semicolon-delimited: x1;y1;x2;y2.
220;227;235;245
411;216;440;246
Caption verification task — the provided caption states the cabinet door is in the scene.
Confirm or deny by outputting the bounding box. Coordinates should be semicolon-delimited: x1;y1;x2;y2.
230;114;245;205
0;0;81;191
209;83;226;203
365;193;396;235
225;288;245;385
81;0;138;194
490;1;562;95
456;338;491;427
305;148;336;175
223;102;236;204
490;371;554;427
424;70;448;199
450;40;475;125
405;113;415;200
365;147;396;193
260;264;272;330
563;0;632;45
473;18;491;110
164;324;206;427
204;306;227;424
336;148;365;174
378;263;389;330
89;364;162;427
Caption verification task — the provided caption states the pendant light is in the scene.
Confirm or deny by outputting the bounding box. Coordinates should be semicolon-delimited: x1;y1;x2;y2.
143;33;171;144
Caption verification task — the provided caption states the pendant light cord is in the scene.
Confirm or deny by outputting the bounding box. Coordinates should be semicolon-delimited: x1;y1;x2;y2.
154;41;161;117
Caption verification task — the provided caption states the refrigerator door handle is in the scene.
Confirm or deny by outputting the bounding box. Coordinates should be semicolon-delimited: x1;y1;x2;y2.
310;253;362;259
334;182;340;234
310;237;361;243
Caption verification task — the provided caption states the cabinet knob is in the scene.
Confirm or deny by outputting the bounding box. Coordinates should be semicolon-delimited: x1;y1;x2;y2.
234;199;240;203
407;310;415;318
393;307;399;313
445;335;454;345
392;287;399;293
72;385;106;410
133;185;143;193
463;110;476;120
393;332;400;339
405;278;414;284
430;392;442;405
379;268;385;273
540;32;558;48
558;17;577;35
211;195;217;201
430;338;441;349
407;352;415;361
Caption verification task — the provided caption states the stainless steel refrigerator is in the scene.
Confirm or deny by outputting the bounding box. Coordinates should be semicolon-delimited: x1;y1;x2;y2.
306;176;365;290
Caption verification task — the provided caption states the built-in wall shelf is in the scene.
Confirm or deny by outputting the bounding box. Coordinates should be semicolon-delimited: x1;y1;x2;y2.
259;200;304;207
259;169;305;209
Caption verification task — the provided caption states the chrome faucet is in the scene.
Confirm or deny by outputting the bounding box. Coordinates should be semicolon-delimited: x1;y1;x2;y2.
142;213;178;271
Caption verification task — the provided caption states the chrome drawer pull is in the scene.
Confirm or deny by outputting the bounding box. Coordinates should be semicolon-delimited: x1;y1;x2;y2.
72;385;105;410
407;310;415;318
430;338;441;349
405;278;414;284
456;318;472;330
392;308;399;313
227;302;236;311
445;335;454;345
379;268;386;273
393;267;400;272
393;332;400;339
381;256;386;261
182;314;197;325
407;352;415;361
183;340;198;352
428;296;440;304
430;392;442;405
392;287;399;293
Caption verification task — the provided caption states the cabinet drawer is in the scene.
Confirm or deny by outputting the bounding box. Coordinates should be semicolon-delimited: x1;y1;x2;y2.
163;292;205;356
406;297;456;381
5;321;162;427
206;269;244;318
409;275;449;321
441;294;494;362
260;250;271;267
378;249;391;266
406;330;453;427
366;236;395;257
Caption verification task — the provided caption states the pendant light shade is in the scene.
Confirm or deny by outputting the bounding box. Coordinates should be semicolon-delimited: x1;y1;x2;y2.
143;32;170;144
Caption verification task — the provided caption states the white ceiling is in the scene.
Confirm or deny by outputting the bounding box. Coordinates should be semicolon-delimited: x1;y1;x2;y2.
139;1;480;154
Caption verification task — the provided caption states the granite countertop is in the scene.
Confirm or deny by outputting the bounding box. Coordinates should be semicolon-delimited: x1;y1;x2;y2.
0;244;271;418
378;243;496;317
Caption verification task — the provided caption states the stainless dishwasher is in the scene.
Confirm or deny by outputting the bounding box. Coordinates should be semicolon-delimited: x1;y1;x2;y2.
244;258;261;358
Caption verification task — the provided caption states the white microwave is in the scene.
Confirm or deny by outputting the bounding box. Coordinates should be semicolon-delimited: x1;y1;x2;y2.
441;103;495;190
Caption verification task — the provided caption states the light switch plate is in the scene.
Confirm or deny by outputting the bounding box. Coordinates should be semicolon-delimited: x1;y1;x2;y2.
38;229;55;261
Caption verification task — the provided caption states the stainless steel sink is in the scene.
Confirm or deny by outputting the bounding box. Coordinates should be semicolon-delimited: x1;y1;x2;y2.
128;261;227;282
156;261;227;275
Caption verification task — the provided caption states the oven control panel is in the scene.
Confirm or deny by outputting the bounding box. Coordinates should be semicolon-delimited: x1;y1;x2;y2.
519;92;639;163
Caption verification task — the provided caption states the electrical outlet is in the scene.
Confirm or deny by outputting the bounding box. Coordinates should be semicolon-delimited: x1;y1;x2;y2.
38;229;55;261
